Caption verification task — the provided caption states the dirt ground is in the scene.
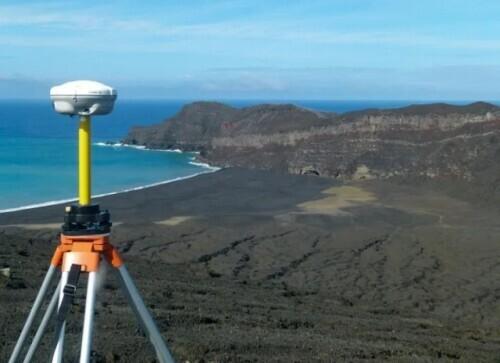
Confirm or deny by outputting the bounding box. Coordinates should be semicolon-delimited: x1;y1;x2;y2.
1;168;500;362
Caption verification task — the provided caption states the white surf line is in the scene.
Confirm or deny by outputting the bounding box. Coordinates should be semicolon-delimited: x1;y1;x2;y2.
188;160;220;171
0;198;77;214
95;142;219;170
94;142;184;153
0;168;220;214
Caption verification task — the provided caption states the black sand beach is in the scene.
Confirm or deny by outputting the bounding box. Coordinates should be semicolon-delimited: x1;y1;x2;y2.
1;168;500;362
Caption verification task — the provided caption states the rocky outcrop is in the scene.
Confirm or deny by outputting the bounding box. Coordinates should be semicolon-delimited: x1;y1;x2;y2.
124;101;335;151
123;101;500;188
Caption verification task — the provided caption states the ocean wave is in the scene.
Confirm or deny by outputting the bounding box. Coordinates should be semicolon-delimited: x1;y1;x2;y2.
189;161;220;171
95;142;218;170
94;142;182;153
0;169;219;214
94;141;218;170
94;142;146;150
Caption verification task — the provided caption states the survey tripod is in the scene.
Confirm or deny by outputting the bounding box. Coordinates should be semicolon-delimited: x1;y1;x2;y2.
8;116;175;363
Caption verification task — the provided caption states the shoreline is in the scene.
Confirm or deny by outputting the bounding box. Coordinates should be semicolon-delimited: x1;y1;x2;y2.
0;167;220;214
94;141;202;156
0;167;334;225
0;142;220;214
94;141;184;153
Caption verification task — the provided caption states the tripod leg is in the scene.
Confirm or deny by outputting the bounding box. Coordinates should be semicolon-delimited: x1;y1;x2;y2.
51;271;69;363
22;280;62;363
79;272;97;363
9;265;57;363
116;265;175;363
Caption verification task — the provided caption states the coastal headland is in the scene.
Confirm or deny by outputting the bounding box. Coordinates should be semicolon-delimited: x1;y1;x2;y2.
2;101;500;361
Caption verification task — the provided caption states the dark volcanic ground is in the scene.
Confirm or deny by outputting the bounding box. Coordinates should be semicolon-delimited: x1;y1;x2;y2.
1;168;500;362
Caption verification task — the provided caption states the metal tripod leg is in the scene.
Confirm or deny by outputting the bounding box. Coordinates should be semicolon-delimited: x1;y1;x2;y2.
51;271;69;363
23;280;62;363
80;271;97;363
9;265;57;363
116;265;175;363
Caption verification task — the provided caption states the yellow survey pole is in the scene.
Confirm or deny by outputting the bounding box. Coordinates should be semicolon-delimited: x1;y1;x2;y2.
78;116;91;205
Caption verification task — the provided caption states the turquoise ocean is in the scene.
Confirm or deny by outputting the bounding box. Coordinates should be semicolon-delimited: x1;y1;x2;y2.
0;99;477;211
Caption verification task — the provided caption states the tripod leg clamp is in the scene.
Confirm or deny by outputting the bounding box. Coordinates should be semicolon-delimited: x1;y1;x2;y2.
53;264;81;350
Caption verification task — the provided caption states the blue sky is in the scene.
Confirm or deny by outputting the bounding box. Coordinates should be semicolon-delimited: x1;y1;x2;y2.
1;0;500;100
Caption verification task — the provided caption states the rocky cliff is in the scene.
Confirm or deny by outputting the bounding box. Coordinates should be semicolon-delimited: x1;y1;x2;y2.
124;101;500;196
124;102;335;151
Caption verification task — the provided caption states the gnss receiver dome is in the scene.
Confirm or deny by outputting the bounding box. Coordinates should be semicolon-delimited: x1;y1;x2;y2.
50;80;117;116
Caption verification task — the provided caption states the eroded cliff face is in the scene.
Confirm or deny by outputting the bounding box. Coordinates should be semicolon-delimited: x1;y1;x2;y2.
124;101;500;188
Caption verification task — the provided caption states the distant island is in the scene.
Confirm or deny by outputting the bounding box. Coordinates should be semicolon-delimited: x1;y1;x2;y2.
124;101;500;203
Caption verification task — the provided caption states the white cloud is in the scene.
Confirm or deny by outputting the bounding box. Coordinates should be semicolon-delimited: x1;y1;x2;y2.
1;2;500;53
